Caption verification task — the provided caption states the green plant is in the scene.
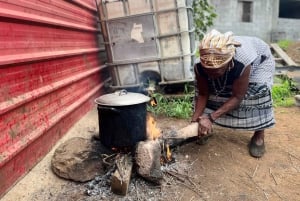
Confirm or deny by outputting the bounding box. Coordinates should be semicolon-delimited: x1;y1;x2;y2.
272;76;297;107
277;40;292;51
148;75;297;118
193;0;217;40
147;84;195;119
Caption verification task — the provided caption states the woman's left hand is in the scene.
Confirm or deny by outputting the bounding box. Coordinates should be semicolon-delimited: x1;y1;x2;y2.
198;116;213;136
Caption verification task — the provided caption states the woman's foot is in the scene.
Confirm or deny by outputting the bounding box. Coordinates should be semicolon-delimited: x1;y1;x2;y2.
249;130;265;158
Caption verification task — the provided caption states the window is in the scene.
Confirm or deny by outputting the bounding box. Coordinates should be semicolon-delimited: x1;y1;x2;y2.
279;0;300;19
239;1;253;22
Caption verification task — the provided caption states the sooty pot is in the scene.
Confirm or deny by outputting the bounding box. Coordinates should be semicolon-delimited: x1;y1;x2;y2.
94;90;150;149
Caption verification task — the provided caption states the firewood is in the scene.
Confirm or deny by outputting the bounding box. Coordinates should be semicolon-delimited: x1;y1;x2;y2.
111;154;133;196
174;122;199;138
164;123;199;147
135;140;163;184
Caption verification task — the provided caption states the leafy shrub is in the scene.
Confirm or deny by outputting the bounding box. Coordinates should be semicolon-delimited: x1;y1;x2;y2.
277;40;292;51
147;85;194;119
193;0;217;40
272;77;297;107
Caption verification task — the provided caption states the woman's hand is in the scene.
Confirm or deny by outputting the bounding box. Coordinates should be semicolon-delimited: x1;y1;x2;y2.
198;116;213;137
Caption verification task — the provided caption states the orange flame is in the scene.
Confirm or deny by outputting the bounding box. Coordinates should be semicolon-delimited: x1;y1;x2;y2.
150;97;157;107
160;142;173;164
146;113;161;140
166;143;172;161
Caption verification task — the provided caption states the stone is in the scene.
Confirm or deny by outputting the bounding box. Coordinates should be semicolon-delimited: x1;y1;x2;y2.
51;137;110;182
295;95;300;106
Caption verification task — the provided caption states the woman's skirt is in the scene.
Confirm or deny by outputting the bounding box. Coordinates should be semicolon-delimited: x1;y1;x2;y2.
204;83;275;131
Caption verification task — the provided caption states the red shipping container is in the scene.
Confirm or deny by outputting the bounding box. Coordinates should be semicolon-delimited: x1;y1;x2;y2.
0;0;107;197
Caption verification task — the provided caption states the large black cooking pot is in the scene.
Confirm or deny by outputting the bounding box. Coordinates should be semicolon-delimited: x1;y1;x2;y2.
94;90;150;149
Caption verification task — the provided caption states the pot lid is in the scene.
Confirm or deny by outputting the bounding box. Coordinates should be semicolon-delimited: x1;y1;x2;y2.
94;89;150;106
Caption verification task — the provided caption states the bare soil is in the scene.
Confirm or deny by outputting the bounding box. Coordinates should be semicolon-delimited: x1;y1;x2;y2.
1;105;300;201
286;41;300;64
2;43;300;201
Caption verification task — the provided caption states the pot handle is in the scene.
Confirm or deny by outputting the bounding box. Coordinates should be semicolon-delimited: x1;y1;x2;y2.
115;89;127;96
98;106;120;113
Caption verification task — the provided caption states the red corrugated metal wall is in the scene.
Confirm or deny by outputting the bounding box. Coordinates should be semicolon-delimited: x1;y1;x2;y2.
0;0;108;197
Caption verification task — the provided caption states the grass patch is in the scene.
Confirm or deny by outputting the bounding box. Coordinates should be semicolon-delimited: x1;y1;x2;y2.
272;76;297;107
147;76;297;118
147;85;194;119
277;40;292;51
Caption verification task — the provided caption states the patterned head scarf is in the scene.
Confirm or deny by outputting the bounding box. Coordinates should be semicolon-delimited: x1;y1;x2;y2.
199;29;241;69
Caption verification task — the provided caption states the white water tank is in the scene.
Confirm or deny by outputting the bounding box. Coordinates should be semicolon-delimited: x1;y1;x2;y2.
97;0;195;89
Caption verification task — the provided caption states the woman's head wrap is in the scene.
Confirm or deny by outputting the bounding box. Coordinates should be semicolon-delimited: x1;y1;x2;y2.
199;29;241;69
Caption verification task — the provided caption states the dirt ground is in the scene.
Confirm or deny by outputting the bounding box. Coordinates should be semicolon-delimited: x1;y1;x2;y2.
287;41;300;64
1;105;300;201
1;43;300;201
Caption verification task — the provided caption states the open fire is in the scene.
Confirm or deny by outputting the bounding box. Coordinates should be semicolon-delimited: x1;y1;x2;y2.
146;113;173;163
160;142;173;164
101;108;199;196
146;113;161;140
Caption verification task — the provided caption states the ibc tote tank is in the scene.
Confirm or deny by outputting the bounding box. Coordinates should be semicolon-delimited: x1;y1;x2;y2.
97;0;196;90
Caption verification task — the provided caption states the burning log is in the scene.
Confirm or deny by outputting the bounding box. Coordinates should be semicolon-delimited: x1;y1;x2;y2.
164;122;199;147
111;154;133;196
135;117;199;184
146;110;201;147
134;123;199;186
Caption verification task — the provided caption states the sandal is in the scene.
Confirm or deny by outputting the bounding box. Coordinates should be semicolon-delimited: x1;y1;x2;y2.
248;137;265;158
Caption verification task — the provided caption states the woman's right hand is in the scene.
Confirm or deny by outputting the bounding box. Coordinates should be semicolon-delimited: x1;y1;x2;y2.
198;116;213;137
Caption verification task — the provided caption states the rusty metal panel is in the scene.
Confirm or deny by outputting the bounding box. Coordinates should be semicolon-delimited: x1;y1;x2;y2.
0;0;107;197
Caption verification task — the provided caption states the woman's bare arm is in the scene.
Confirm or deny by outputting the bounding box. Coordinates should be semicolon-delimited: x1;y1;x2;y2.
191;71;209;122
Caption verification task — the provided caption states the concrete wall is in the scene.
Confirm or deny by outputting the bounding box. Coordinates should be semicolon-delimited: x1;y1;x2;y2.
208;0;279;42
272;18;300;41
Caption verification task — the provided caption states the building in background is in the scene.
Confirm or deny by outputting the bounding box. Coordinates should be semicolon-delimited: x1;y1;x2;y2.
208;0;300;42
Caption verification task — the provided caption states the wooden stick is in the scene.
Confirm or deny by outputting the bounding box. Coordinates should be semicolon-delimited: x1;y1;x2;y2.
252;164;259;178
269;168;278;185
245;172;268;200
190;158;198;166
166;170;205;195
270;186;284;200
263;191;269;200
189;196;195;201
101;153;117;166
165;171;185;183
288;154;300;172
230;151;234;160
164;171;204;199
178;182;203;198
288;152;300;161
